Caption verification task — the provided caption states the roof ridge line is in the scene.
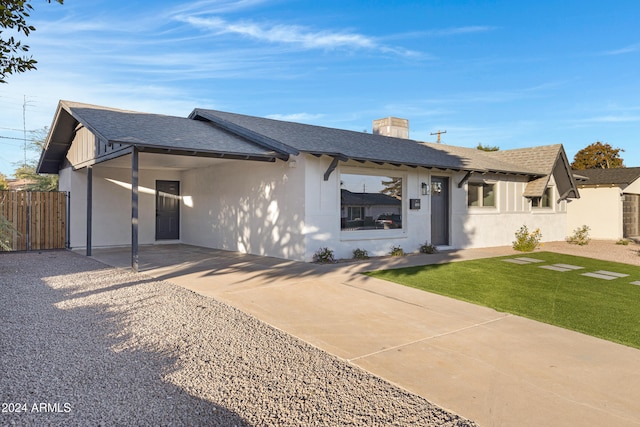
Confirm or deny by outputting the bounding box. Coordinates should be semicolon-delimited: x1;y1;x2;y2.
190;109;299;157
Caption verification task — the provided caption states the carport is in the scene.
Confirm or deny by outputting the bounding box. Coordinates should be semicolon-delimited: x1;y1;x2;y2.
38;101;297;271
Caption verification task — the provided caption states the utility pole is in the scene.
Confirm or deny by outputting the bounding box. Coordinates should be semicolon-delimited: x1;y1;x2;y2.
23;95;27;166
430;130;447;144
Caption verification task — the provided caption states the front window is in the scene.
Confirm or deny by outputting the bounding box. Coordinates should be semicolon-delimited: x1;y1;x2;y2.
532;187;553;208
468;182;496;207
341;173;403;231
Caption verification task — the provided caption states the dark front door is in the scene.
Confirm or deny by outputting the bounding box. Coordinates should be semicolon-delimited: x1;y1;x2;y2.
430;176;449;246
156;180;180;240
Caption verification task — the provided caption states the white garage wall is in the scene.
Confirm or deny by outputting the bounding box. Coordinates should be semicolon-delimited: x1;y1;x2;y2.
180;157;307;260
566;186;623;240
60;163;181;249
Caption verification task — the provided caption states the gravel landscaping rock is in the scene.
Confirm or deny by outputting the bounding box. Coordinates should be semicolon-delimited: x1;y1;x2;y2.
0;251;476;426
541;239;640;266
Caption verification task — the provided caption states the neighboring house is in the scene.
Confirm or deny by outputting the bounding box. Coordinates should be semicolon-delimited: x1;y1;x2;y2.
7;178;37;191
567;168;640;240
37;101;579;268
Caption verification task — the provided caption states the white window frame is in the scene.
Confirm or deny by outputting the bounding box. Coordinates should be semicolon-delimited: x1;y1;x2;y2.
531;187;554;210
339;167;407;240
467;181;497;208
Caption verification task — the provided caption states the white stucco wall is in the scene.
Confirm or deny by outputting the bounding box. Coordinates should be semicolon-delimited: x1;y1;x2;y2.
624;179;640;195
180;157;306;260
566;186;623;240
303;158;431;260
459;174;569;248
302;159;571;260
59;152;572;261
59;163;181;249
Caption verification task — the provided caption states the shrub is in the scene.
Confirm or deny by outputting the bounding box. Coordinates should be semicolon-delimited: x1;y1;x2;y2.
352;248;369;260
616;239;630;246
389;245;405;257
512;225;542;252
0;213;18;251
419;242;438;254
312;247;335;263
566;225;590;246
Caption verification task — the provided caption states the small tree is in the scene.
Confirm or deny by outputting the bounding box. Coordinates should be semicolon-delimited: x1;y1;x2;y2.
476;143;499;152
0;193;18;250
571;142;625;170
0;173;8;190
11;127;58;191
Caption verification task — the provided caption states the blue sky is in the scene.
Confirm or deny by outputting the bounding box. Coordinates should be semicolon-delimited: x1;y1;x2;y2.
1;0;639;176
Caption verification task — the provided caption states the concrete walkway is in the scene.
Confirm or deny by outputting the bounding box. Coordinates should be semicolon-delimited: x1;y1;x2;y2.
88;245;640;427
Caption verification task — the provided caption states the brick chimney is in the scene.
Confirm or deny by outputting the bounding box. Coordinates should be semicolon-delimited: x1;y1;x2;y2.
372;117;409;139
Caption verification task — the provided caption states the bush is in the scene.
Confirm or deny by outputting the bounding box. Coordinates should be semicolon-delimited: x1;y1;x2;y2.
512;225;542;252
389;245;405;257
419;242;438;254
352;248;369;260
0;213;18;251
566;225;590;246
616;239;630;246
312;247;335;263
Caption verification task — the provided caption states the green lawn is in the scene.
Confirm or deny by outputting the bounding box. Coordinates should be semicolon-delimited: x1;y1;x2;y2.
366;252;640;349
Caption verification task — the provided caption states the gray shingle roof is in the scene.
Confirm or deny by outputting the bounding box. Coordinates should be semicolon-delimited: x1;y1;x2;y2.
192;109;547;175
486;145;565;197
572;167;640;186
38;99;578;203
38;101;291;173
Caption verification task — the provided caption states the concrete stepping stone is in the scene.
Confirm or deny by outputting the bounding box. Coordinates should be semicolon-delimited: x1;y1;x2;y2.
503;259;531;264
581;272;620;280
553;264;583;270
503;257;544;265
631;281;640;286
539;265;573;272
592;270;629;278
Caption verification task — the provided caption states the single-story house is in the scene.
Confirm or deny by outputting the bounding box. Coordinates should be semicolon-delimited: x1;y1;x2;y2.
567;168;640;240
38;100;580;270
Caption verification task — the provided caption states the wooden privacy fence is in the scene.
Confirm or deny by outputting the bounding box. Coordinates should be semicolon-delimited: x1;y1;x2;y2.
1;191;68;251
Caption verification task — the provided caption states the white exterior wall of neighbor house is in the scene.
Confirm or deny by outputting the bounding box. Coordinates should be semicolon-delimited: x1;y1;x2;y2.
455;173;569;248
566;186;623;240
59;164;181;249
624;179;640;195
180;157;307;261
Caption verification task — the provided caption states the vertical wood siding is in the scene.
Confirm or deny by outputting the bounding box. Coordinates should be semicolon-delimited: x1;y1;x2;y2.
0;191;67;251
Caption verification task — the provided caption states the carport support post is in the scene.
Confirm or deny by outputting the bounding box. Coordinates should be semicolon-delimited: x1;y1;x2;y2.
86;165;92;256
131;147;139;273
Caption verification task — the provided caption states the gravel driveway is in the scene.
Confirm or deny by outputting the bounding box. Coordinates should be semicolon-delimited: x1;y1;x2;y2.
0;251;475;426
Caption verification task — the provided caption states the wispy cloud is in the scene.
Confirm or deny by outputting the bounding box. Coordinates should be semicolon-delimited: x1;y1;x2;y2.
575;115;640;124
603;43;640;55
176;15;420;56
427;26;496;37
167;0;270;16
181;15;376;49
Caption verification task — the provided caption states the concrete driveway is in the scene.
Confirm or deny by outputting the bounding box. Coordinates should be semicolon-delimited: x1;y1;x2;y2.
89;244;640;427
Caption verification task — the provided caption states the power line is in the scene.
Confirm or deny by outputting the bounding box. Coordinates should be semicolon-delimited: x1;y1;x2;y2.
0;126;38;132
0;135;26;141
